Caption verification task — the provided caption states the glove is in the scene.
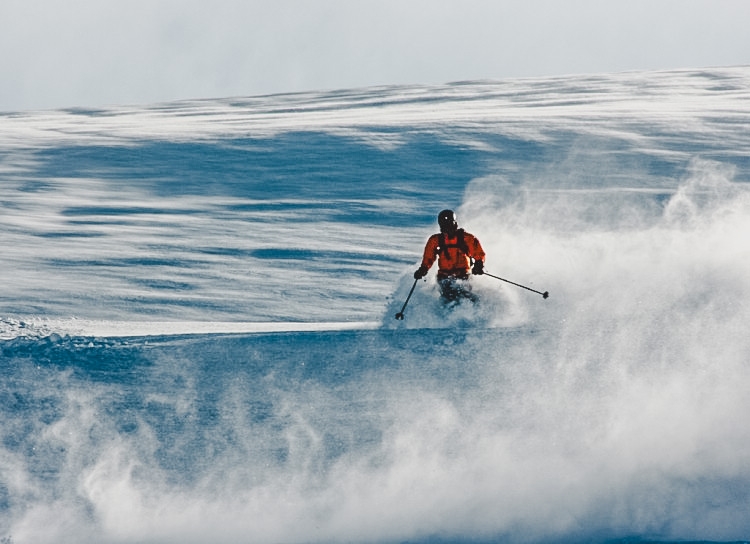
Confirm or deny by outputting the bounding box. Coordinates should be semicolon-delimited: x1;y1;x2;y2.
472;260;484;275
414;265;429;279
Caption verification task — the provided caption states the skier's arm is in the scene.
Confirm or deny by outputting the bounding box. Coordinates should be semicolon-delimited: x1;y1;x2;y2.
421;234;440;268
414;235;439;278
468;234;485;263
468;234;486;275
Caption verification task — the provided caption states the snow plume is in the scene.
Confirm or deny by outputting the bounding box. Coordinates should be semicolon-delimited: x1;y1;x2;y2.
445;157;750;540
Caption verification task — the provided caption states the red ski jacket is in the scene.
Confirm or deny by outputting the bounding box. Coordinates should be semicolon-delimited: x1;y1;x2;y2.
420;229;485;279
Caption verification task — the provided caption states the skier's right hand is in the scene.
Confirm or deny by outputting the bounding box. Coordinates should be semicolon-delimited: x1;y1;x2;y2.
414;265;428;279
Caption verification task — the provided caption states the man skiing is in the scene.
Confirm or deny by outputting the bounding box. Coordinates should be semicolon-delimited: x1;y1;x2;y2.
413;209;486;303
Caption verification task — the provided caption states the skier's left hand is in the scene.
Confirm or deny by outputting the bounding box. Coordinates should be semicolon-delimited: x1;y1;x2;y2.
472;260;484;275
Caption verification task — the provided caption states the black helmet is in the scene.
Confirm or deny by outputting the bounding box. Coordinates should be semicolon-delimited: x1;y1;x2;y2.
437;209;457;233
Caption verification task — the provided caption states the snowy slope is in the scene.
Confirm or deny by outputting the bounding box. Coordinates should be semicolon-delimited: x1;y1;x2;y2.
2;67;750;543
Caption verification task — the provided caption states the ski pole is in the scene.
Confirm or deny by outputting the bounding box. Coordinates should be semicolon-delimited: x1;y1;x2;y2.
484;272;549;299
395;278;419;320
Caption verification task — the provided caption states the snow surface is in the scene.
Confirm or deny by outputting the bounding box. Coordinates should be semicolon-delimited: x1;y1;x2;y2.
2;67;750;544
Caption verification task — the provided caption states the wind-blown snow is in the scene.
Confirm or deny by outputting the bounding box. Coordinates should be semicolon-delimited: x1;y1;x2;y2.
1;67;750;544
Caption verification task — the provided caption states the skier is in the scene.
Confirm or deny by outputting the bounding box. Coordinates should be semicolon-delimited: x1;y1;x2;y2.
413;209;486;303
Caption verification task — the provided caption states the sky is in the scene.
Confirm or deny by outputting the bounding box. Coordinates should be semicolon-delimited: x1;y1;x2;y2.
2;0;750;112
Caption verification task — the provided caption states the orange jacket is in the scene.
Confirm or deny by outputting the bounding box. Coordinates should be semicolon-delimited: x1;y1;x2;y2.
421;229;485;278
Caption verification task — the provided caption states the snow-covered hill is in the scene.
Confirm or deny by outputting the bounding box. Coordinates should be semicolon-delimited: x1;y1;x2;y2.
2;67;750;543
